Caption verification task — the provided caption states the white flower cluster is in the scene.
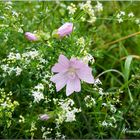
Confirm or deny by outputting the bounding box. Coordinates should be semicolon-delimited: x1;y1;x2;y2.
116;11;125;23
55;99;81;124
1;64;22;76
116;11;135;24
84;95;96;108
32;83;44;103
83;53;95;64
0;49;49;78
67;3;77;15
76;37;85;47
100;115;119;128
79;1;103;24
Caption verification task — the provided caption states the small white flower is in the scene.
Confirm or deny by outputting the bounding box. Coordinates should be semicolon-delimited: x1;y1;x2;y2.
1;102;7;108
15;53;21;60
81;16;86;22
15;66;22;76
110;116;116;123
32;91;44;103
67;3;77;15
102;121;108;127
99;88;104;95
34;83;44;91
118;18;123;23
88;16;97;23
128;12;134;17
41;126;46;132
110;105;116;113
120;11;125;16
102;103;107;106
94;78;102;85
135;19;140;24
116;13;121;18
95;2;103;12
76;37;85;46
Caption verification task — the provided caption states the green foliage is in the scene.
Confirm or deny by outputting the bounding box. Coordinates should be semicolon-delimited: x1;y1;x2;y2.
0;1;140;139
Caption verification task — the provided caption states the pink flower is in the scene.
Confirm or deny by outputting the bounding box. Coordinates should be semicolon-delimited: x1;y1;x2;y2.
39;114;49;121
50;55;94;96
25;32;38;41
57;22;73;37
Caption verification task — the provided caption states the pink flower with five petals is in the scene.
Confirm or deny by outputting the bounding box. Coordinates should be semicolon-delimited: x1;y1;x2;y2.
50;55;94;96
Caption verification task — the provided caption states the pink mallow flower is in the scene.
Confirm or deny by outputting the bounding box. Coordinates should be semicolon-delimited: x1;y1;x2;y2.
50;55;94;96
25;32;38;41
57;22;73;37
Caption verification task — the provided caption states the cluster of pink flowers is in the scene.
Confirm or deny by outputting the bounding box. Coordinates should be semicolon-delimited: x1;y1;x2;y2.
25;22;94;96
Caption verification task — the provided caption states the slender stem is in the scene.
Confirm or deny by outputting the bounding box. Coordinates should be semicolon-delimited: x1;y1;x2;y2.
116;102;133;138
75;93;94;138
102;31;140;48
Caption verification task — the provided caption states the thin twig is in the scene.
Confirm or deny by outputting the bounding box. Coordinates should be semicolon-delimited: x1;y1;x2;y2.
102;31;140;48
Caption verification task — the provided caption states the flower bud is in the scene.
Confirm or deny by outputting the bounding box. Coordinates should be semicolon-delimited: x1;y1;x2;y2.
53;22;73;38
39;114;49;121
25;32;38;41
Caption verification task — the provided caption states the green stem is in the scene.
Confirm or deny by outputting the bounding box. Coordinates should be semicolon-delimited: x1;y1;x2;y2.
116;102;133;138
75;93;94;138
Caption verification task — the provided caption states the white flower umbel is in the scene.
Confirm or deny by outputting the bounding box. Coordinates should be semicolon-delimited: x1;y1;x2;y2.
32;91;44;103
67;3;77;15
128;12;134;17
84;95;96;108
15;66;22;76
32;83;44;103
34;83;44;91
95;2;103;12
102;120;108;127
56;99;81;124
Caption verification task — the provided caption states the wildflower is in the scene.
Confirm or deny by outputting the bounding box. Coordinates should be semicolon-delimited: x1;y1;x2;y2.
88;16;97;23
15;66;22;76
102;120;108;127
1;102;7;108
56;22;73;38
50;55;94;96
67;3;77;15
135;19;140;24
34;83;44;91
32;91;44;103
25;32;38;41
95;2;103;12
120;11;125;16
94;78;102;85
118;18;123;23
128;12;134;17
82;53;95;64
39;114;49;121
116;13;121;18
76;37;85;46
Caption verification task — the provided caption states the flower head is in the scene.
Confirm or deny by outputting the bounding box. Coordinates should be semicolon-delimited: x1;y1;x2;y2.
39;114;49;121
25;32;38;41
57;23;73;37
50;55;94;96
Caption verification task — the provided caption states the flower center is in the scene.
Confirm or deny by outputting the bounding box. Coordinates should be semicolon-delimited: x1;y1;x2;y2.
67;67;76;79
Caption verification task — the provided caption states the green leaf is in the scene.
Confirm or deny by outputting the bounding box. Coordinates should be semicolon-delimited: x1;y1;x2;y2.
124;55;133;81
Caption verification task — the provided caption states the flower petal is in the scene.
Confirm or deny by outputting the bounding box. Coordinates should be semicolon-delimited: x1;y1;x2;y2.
50;72;68;92
58;55;69;67
76;66;94;83
58;23;73;37
51;63;68;73
66;77;81;96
